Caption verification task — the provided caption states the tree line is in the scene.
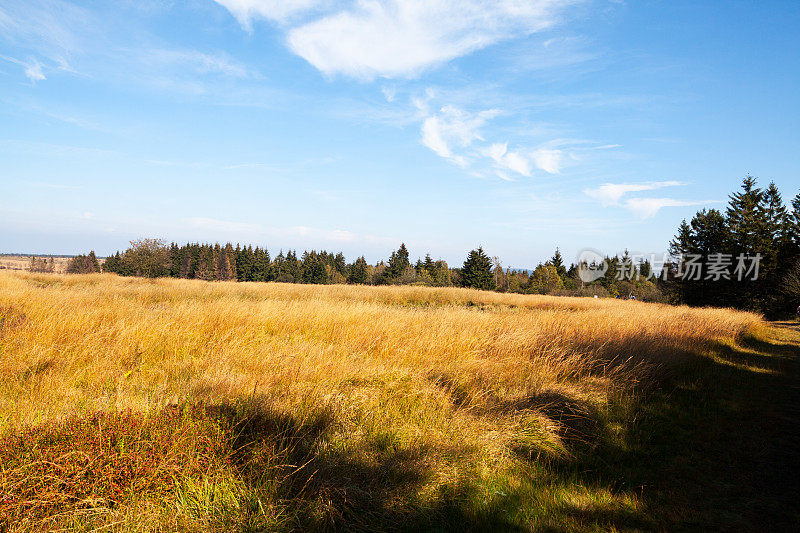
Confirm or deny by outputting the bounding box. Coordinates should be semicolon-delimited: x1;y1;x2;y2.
97;239;662;300
667;176;800;316
64;175;800;315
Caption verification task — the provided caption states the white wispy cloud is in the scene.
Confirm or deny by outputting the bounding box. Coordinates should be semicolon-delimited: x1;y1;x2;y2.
484;143;533;177
421;105;499;167
417;101;574;178
0;1;92;62
381;85;396;102
24;59;45;81
1;55;47;82
213;0;322;29
531;148;564;174
1;1;268;100
287;0;570;79
139;49;253;79
214;0;574;80
623;198;708;219
584;181;712;219
584;180;684;206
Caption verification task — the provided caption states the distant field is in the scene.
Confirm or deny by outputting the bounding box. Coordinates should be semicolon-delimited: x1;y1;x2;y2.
0;271;797;531
0;255;74;273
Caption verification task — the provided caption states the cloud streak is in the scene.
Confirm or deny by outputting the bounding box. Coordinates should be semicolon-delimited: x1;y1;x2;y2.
584;181;685;206
213;0;322;29
1;55;47;82
584;181;713;218
623;198;709;219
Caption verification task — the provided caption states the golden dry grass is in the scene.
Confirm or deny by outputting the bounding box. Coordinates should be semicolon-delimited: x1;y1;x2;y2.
0;271;768;530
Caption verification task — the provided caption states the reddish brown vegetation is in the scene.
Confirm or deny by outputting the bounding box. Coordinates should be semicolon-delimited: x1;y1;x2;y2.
0;407;232;525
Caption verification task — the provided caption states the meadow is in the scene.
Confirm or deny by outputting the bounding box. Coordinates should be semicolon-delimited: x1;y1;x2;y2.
0;271;797;531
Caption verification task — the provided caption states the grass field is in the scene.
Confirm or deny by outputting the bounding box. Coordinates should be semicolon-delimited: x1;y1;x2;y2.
0;271;797;531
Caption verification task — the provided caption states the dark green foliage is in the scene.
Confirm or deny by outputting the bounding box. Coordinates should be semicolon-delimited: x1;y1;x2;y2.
96;236;664;300
547;248;567;280
461;247;495;290
385;243;410;281
348;256;369;284
668;176;800;316
301;252;329;284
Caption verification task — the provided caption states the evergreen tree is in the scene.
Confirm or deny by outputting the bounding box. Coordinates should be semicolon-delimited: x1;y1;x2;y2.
333;252;347;276
461;246;495;290
103;252;122;274
788;192;800;247
179;250;192;278
224;243;237;280
548;248;567;279
387;243;410;279
195;247;214;281
88;251;101;273
286;250;300;281
302;256;328;284
169;243;181;277
423;253;435;274
639;258;652;280
726;176;765;256
217;249;233;281
669;220;693;257
348;256;369;284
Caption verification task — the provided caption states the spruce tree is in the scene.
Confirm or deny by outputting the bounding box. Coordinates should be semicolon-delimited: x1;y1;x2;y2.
548;248;567;279
461;247;495;290
218;250;233;281
669;220;693;257
424;253;435;274
348;256;369;284
224;243;237;280
179;251;192;278
333;252;346;276
726;176;765;255
88;251;100;273
387;243;410;279
789;192;800;247
169;243;181;277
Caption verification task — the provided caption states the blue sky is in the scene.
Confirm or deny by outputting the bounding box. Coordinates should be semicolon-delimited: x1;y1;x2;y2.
1;0;798;267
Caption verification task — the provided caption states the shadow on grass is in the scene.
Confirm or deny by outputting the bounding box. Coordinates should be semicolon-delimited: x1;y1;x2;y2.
174;327;800;531
422;323;800;531
428;372;601;443
539;324;800;531
192;400;526;532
